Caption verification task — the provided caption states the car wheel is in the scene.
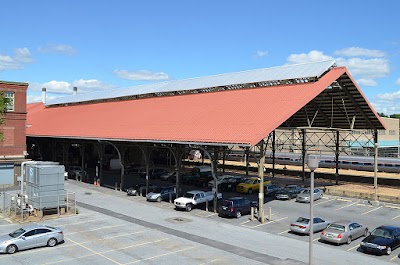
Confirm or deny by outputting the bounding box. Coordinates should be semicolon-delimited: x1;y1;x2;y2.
186;204;193;212
6;244;17;254
363;228;368;237
157;196;162;202
346;236;352;244
47;237;58;247
235;211;242;218
248;189;253;194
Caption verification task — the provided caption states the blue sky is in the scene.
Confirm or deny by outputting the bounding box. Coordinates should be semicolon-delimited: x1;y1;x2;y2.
1;1;400;114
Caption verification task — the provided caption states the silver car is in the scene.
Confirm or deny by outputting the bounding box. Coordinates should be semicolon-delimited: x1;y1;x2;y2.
320;220;369;245
0;224;64;254
290;216;330;234
296;188;323;203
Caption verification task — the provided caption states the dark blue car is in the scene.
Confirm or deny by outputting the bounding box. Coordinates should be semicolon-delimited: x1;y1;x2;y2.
360;225;400;255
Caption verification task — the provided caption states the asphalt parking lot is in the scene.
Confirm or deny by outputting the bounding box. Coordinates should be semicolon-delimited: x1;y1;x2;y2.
0;180;398;265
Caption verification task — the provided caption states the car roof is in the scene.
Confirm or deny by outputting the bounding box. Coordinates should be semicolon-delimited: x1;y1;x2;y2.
329;220;353;226
226;197;246;200
376;225;400;231
20;224;53;231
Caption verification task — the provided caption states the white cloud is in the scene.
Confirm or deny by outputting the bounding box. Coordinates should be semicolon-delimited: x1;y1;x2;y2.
0;47;33;70
287;50;334;64
396;78;400;85
38;44;76;55
356;78;378;86
255;50;268;58
113;69;169;81
336;57;389;79
72;79;116;91
335;47;385;58
27;94;58;104
28;79;117;96
372;91;400;115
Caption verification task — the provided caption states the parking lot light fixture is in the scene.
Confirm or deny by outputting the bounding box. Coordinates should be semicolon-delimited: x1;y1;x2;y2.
307;155;319;265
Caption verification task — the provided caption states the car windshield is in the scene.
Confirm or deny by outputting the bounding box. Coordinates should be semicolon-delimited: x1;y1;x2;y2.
244;179;254;184
152;187;163;193
183;192;194;199
328;224;345;231
301;189;311;194
229;178;240;183
9;228;25;238
295;217;310;224
371;228;392;239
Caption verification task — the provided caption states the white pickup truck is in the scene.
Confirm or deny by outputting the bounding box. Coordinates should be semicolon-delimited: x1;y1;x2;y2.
174;190;222;211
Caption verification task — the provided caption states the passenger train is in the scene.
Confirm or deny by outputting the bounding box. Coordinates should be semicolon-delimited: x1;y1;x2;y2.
225;151;400;173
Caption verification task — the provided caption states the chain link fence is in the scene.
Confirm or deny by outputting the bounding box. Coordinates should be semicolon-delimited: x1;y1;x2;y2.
0;190;76;223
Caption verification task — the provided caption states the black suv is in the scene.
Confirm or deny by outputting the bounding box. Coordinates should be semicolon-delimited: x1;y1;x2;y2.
218;197;258;218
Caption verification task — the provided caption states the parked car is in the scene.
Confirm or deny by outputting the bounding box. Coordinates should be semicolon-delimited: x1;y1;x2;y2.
127;184;157;196
174;190;222;211
264;184;283;197
275;185;303;200
290;216;330;234
139;168;170;179
0;224;64;254
208;175;234;188
124;164;142;175
320;220;369;245
296;188;324;203
360;225;400;255
220;176;246;192
67;165;86;180
236;177;271;194
218;197;258;218
146;186;176;202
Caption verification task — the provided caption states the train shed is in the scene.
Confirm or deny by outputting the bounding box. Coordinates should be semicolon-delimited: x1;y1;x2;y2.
26;60;386;217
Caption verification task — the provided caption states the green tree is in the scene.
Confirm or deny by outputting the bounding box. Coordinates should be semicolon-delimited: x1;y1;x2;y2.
0;92;10;141
389;114;400;119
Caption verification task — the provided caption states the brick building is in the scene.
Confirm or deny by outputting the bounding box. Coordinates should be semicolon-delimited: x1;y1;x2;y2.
0;80;29;185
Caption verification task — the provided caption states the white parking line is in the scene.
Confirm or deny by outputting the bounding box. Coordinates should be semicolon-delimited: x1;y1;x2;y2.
199;256;227;264
385;203;400;210
124;246;195;264
390;254;399;261
356;203;373;208
335;201;358;210
336;198;353;202
314;198;336;206
278;229;290;235
347;244;360;251
313;237;320;241
361;206;382;215
67;224;126;235
391;215;400;220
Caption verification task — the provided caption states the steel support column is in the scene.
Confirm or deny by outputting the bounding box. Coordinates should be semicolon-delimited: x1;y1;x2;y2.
272;130;276;178
258;140;265;223
245;146;250;176
301;129;306;182
335;130;340;185
374;130;379;201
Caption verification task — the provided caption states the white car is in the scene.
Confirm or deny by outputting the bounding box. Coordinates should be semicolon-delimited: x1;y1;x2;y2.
208;175;234;188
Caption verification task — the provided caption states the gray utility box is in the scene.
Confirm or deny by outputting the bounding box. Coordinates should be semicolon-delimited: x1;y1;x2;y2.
25;162;65;210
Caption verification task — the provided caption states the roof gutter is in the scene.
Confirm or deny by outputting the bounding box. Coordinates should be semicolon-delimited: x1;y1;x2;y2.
26;135;252;148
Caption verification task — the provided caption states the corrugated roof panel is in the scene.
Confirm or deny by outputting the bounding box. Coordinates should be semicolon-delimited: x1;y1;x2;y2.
28;67;354;147
47;60;335;106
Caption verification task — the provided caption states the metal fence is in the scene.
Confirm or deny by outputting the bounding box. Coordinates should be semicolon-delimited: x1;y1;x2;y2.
0;190;76;222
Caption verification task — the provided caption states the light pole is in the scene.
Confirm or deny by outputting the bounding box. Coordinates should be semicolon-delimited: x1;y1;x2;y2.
307;155;319;265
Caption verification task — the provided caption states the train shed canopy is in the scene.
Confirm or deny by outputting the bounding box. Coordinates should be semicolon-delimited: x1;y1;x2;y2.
27;60;386;147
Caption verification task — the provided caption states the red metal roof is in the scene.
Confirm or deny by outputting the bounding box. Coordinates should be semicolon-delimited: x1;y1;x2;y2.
26;67;385;146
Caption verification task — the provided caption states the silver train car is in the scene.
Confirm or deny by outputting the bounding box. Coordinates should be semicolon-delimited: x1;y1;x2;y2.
225;151;400;173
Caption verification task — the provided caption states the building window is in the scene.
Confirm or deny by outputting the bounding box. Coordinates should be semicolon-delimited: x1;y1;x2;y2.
378;130;386;135
389;130;396;135
4;91;15;111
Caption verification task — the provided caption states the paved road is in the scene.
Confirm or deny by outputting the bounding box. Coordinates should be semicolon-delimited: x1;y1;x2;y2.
66;181;393;265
